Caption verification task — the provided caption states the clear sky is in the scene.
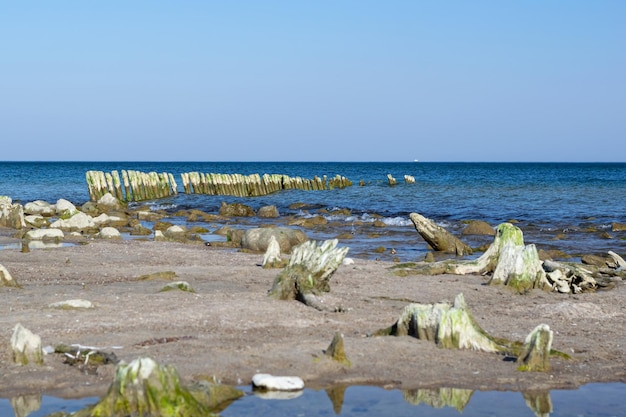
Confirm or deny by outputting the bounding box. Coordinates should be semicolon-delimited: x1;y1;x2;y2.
2;1;625;162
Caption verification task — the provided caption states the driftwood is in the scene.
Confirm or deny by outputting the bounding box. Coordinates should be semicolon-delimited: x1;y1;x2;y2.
409;213;473;256
268;239;349;311
375;293;559;371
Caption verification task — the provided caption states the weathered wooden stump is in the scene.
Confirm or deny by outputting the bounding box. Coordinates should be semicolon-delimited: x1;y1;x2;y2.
375;293;560;370
11;324;43;365
409;213;473;256
71;357;241;416
0;263;19;288
268;239;349;311
398;222;556;293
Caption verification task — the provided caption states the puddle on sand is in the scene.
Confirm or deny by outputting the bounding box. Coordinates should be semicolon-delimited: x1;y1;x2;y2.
1;383;623;417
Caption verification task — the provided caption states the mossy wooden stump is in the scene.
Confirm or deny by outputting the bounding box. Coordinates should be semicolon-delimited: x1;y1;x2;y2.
410;213;473;256
376;293;559;371
397;222;553;293
71;357;242;417
269;239;349;311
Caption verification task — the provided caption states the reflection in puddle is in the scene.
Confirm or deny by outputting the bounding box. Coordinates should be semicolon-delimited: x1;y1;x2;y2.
0;241;75;251
0;383;624;416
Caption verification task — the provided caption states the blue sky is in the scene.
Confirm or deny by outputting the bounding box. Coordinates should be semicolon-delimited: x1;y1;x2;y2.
2;1;625;162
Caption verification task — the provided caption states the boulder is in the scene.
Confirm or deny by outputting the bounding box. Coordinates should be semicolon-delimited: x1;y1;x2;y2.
24;215;49;228
97;227;122;239
0;196;26;229
97;192;125;212
24;228;64;241
50;212;96;232
258;205;280;218
23;200;55;217
219;202;255;217
612;222;626;232
55;199;78;217
461;220;495;236
242;227;307;253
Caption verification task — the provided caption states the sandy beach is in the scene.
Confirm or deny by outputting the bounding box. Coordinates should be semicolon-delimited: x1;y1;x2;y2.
0;237;624;400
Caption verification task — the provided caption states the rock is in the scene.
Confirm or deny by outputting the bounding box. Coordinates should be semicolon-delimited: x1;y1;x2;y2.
55;199;78;217
219;202;255;217
24;214;49;228
130;223;153;236
160;281;195;293
23;200;55;216
461;220;495;236
92;213;129;228
24;228;64;241
97;192;125;212
1;263;20;287
48;299;94;309
242;227;308;253
611;222;626;232
342;257;355;266
11;324;43;365
50;212;96;232
97;226;122;239
0;197;26;229
581;254;611;268
136;271;177;281
258;205;280;218
251;374;304;391
164;225;187;242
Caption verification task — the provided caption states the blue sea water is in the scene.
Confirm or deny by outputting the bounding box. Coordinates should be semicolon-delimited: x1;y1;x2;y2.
1;161;625;260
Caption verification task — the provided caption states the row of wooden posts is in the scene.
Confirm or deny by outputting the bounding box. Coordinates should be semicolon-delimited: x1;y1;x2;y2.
85;170;354;202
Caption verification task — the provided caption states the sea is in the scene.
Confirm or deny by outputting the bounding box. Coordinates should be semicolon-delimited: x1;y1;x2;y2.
1;161;625;416
1;161;625;261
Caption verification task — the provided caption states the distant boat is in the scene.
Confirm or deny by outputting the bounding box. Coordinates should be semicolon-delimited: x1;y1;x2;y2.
413;159;419;162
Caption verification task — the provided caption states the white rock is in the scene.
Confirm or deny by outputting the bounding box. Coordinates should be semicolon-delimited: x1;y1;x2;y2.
25;228;64;241
342;257;355;266
98;226;122;239
251;373;304;391
55;199;78;216
48;299;94;309
23;200;55;216
24;214;49;228
98;192;123;210
50;212;95;231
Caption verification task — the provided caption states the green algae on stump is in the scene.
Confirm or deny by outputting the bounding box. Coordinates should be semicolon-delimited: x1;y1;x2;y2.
73;357;215;417
269;239;349;311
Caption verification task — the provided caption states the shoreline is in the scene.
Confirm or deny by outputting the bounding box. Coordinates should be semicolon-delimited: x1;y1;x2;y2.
1;238;624;400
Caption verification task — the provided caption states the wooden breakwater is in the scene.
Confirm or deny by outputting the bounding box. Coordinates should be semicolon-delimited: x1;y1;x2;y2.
86;170;352;202
86;170;178;202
